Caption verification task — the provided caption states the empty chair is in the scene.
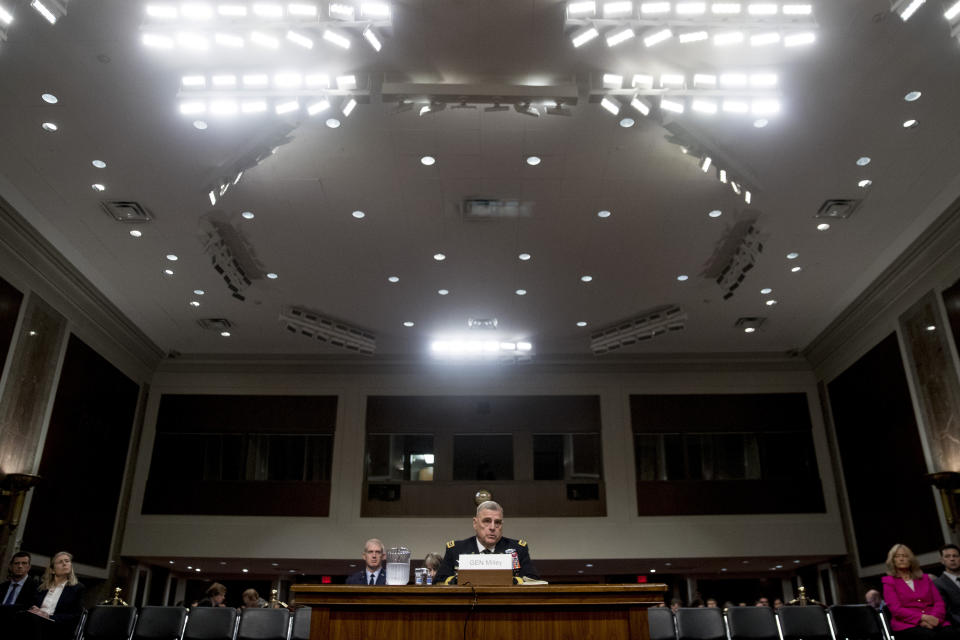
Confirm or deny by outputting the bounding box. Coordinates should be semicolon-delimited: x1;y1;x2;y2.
237;608;290;640
727;606;779;640
778;605;832;640
82;605;137;640
133;606;187;640
182;607;237;640
290;607;311;640
676;607;726;640
649;607;678;640
829;605;885;640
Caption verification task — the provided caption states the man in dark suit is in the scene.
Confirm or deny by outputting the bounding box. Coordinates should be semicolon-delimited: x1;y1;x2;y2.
934;544;960;626
435;500;539;584
1;552;38;607
345;539;387;585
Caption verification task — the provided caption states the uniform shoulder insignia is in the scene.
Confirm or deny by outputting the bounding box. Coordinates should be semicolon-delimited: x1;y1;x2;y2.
446;540;455;548
518;539;527;547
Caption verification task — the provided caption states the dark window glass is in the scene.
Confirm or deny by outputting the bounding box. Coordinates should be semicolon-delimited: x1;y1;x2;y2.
365;434;434;482
532;435;564;480
453;434;513;481
571;434;602;477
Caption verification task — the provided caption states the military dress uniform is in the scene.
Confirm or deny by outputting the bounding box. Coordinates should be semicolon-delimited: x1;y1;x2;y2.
435;536;539;584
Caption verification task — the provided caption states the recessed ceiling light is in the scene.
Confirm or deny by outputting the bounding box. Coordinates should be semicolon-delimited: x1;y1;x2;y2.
650;568;657;573
272;563;279;567
420;155;436;166
904;90;922;102
403;321;415;327
187;566;192;570
220;331;231;337
163;269;174;276
242;569;249;573
91;183;105;192
791;266;802;273
438;289;449;295
856;156;871;166
708;209;722;218
433;253;446;261
169;560;174;564
786;252;799;259
352;210;365;219
766;299;778;306
92;159;107;169
515;289;527;296
817;223;831;231
194;289;205;295
753;118;768;128
597;210;611;218
926;324;936;331
166;254;178;261
677;275;689;281
42;122;58;132
526;155;541;166
576;321;588;327
580;275;593;282
41;93;58;104
858;179;872;188
744;327;756;333
325;118;341;128
902;119;918;129
619;117;635;128
189;301;200;307
193;120;208;130
266;272;278;279
760;288;772;294
241;211;255;220
518;253;531;261
387;276;399;283
129;230;142;238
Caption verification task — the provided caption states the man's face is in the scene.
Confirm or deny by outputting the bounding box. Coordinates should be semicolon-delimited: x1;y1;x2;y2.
473;508;503;547
363;543;384;571
9;556;30;579
942;548;960;572
757;598;769;607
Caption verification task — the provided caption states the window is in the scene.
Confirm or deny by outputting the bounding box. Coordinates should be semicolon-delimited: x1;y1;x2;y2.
365;434;434;482
453;434;513;481
532;433;602;480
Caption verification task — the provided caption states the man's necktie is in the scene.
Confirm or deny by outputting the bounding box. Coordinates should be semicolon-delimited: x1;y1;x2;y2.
368;573;375;585
3;583;19;605
482;549;492;554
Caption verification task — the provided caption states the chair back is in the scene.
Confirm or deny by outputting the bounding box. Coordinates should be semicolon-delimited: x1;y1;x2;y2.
676;607;727;640
133;606;187;640
183;607;238;640
778;605;832;640
290;607;311;640
237;608;290;640
829;605;884;640
727;606;779;640
649;607;678;640
83;605;137;640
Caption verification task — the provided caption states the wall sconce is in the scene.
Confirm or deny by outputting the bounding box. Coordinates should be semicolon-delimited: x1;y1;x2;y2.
928;472;960;530
0;473;42;530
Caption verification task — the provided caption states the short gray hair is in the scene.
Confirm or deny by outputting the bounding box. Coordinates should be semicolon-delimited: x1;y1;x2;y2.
476;501;503;516
363;538;384;553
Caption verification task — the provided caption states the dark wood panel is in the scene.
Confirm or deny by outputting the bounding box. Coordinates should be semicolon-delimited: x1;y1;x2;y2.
635;479;825;515
156;394;337;434
143;480;331;516
631;393;812;433
944;276;960;364
0;274;23;369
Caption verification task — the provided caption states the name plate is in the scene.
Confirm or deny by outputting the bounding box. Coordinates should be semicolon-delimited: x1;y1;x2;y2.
459;554;512;570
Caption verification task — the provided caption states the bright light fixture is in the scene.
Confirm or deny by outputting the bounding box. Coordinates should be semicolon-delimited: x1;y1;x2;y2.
677;274;689;281
403;321;414;327
164;269;174;276
782;3;812;14
597;210;611;218
572;26;600;47
177;31;209;50
619;117;635;127
607;27;636;46
91;160;106;169
678;31;709;43
91;183;105;192
182;75;206;88
747;3;777;14
275;100;300;114
275;72;302;88
433;253;446;261
714;31;744;45
712;3;742;14
193;119;207;129
568;1;597;16
519;253;532;260
750;32;780;46
166;254;178;261
190;301;200;307
603;73;624;88
630;96;651;116
361;2;391;18
352;210;365;219
577;321;588;327
753;118;768;128
660;98;685;113
250;31;279;48
526;156;541;166
243;74;269;87
217;4;247;16
946;0;960;20
720;72;747;86
180;3;214;20
363;27;382;51
708;209;722;218
287;31;314;48
211;74;236;87
437;289;449;295
692;99;717;114
252;3;284;18
211;99;238;115
388;276;399;282
515;289;527;296
179;101;206;115
719;169;727;182
603;1;634;17
693;74;716;87
31;0;58;24
421;155;436;166
700;156;713;172
896;0;925;20
904;90;922;102
632;74;654;88
142;33;175;48
580;275;593;282
329;3;355;19
341;97;357;117
307;99;331;115
786;252;798;259
791;266;802;272
816;223;830;231
288;3;318;16
242;211;255;219
784;32;815;46
750;73;778;87
858;179;872;188
146;5;179;19
266;272;278;279
644;28;672;47
241;100;267;113
323;29;351;48
903;118;918;128
641;1;670;12
676;2;706;14
660;73;685;87
600;97;621;115
856;156;871;166
130;230;142;238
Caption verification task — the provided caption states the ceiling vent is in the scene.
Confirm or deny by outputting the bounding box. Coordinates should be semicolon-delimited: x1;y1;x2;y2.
197;318;233;332
462;199;533;219
468;317;498;330
101;201;153;223
590;305;686;354
816;199;861;219
280;305;376;355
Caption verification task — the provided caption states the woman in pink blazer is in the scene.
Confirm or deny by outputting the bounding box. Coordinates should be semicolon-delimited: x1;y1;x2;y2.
881;544;958;640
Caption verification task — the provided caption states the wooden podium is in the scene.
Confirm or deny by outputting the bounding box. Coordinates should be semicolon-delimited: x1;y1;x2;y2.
291;583;666;640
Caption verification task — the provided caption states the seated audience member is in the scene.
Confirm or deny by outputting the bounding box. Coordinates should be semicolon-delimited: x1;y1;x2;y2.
882;543;959;640
774;598;784;609
935;544;960;627
242;588;267;608
670;598;682;612
866;588;886;611
26;551;86;640
424;553;442;583
755;597;770;607
346;539;386;585
196;583;227;607
2;552;38;607
706;598;719;608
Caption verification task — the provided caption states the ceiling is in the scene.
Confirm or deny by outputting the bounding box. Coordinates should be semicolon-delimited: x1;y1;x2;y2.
1;0;959;361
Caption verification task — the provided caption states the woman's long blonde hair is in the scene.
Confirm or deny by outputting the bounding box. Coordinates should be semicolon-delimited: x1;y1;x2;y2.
885;543;923;579
40;551;78;591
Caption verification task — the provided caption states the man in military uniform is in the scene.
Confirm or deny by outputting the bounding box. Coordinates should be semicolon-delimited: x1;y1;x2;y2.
435;500;539;584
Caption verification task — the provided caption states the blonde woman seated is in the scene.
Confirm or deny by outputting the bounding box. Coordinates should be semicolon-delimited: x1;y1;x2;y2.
27;551;86;640
882;544;959;640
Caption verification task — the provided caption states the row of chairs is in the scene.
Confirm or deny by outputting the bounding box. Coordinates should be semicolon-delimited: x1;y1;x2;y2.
77;605;311;640
650;604;892;640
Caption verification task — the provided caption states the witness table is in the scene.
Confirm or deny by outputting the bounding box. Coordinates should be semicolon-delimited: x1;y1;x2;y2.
291;583;666;640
